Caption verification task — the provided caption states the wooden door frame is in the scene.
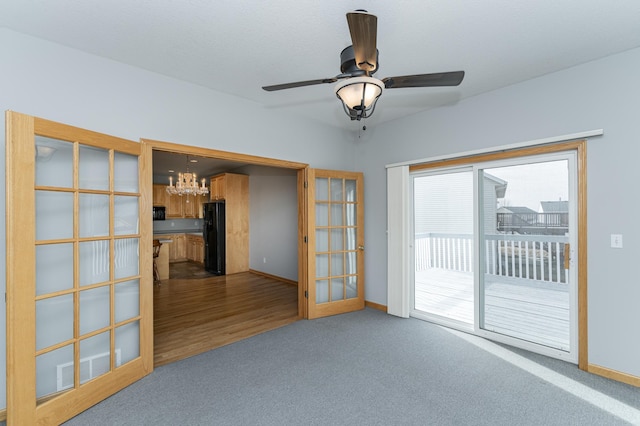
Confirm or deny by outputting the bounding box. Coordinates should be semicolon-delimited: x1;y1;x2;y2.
409;139;588;369
142;138;310;319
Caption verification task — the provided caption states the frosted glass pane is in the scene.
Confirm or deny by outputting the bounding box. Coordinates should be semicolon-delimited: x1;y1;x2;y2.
346;251;357;275
330;178;343;201
80;240;110;286
331;278;345;301
346;275;358;299
331;204;343;226
315;254;328;278
36;294;73;351
345;179;356;202
35;136;73;188
115;238;139;279
79;332;111;384
79;194;110;238
36;243;73;295
114;152;138;193
36;191;73;240
115;279;140;323
346;204;357;226
315;203;328;227
114;196;139;235
331;253;344;276
346;227;357;250
36;344;73;398
79;145;109;190
80;286;110;335
316;280;329;303
315;229;328;252
330;229;344;251
116;321;140;365
315;178;328;201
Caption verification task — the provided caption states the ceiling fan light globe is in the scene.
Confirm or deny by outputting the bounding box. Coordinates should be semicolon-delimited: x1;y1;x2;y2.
335;76;383;115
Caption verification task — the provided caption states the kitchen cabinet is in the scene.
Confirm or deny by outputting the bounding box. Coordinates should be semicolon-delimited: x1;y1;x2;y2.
183;194;206;218
209;174;226;200
186;234;205;264
168;193;204;219
166;233;187;262
163;233;201;263
208;173;250;274
166;193;183;218
183;196;196;218
153;184;167;207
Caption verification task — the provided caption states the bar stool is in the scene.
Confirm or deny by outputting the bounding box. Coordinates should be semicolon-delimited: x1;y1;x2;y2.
153;239;162;283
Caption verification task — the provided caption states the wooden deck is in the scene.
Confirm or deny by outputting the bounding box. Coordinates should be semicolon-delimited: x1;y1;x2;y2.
415;268;570;351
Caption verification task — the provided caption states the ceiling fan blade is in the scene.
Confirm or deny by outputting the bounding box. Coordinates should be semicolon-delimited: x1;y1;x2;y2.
382;71;465;89
262;77;338;91
346;10;378;73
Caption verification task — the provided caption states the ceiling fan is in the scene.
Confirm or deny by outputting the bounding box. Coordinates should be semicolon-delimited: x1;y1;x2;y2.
262;10;465;121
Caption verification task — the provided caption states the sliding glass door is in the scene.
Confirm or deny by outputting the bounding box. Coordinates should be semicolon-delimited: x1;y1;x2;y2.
478;155;577;360
411;149;578;362
412;168;474;328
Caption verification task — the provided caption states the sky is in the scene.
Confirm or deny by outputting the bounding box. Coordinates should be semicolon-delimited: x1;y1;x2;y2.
485;159;568;211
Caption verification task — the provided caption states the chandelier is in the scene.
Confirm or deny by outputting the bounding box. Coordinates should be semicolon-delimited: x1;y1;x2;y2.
166;157;209;197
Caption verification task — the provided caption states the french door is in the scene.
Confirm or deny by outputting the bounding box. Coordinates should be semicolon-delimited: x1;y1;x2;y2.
6;112;153;424
307;169;364;319
411;143;583;363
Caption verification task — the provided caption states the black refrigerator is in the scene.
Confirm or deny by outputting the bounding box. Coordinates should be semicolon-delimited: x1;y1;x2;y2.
203;201;226;275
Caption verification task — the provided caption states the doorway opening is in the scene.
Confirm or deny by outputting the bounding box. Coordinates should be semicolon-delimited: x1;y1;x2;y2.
145;138;309;365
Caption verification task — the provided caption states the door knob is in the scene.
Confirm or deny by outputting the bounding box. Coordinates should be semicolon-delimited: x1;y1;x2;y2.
358;245;365;251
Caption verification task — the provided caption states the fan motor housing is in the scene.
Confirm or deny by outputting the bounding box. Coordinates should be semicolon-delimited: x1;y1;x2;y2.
340;45;379;75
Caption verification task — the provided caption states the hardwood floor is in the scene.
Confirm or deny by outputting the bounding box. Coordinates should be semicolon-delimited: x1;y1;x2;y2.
153;262;299;366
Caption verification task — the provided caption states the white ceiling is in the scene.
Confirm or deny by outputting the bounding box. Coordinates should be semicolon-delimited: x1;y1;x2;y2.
2;1;640;131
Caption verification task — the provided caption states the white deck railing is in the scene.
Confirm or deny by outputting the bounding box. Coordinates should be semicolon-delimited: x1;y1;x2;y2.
415;233;569;284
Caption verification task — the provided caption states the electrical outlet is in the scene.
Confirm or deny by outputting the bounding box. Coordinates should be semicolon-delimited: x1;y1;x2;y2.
170;221;175;227
263;257;267;264
611;234;623;248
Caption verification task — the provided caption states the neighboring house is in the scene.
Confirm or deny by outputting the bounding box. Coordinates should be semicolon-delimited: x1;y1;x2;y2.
539;200;569;213
538;200;569;235
482;173;507;234
496;202;569;235
496;206;538;233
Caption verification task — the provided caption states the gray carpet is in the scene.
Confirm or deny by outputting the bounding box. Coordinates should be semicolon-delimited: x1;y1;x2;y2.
60;308;638;425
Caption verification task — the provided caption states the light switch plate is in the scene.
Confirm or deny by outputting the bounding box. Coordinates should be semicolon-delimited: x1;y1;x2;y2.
611;234;623;248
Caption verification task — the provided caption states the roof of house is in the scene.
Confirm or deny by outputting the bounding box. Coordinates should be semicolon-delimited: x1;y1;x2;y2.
540;201;569;213
499;206;537;215
483;173;508;198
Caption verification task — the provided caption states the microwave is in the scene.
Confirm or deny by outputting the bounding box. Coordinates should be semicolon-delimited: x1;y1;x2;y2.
153;206;166;221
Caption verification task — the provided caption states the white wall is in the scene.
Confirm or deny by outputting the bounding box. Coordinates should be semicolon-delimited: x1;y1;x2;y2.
0;29;355;410
237;165;299;281
356;47;640;379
